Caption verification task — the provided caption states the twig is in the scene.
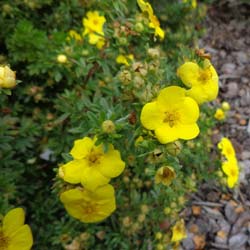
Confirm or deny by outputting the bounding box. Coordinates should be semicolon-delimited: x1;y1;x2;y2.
192;201;224;207
210;242;229;249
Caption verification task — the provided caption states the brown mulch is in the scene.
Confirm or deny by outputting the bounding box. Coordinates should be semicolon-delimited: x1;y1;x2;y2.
181;2;250;250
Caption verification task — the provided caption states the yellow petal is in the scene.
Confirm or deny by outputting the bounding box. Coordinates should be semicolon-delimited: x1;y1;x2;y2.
61;159;87;184
177;62;200;87
70;137;93;159
60;188;86;204
98;148;125;178
176;123;200;140
137;0;154;16
155;26;165;40
8;225;33;250
60;185;116;223
179;97;199;124
3;208;25;237
140;101;164;130
81;167;110;191
157;86;186;107
155;125;179;144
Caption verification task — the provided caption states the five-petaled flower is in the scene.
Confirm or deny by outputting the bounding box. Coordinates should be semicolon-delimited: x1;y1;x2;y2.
221;158;239;188
137;0;165;40
218;137;236;160
171;219;187;242
140;86;200;144
60;184;116;223
177;59;219;104
59;137;125;191
218;137;239;188
83;11;106;48
214;108;225;121
0;208;33;250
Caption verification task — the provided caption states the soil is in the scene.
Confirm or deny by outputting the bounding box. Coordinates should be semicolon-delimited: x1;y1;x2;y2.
181;2;250;250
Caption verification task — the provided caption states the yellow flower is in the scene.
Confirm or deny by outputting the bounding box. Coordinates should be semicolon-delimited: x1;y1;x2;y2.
60;137;125;191
137;0;165;40
67;30;82;41
0;65;16;89
183;0;197;9
222;158;239;188
171;219;187;242
0;208;33;250
214;108;225;121
140;86;200;144
116;54;134;66
155;166;176;186
218;137;236;160
177;60;219;104
83;11;106;48
60;184;116;223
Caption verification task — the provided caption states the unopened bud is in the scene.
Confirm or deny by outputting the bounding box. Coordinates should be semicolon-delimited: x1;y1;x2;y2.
57;54;67;64
119;70;132;85
0;65;16;88
102;120;115;133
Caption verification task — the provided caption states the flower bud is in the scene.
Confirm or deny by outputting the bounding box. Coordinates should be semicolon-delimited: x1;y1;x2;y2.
134;22;144;32
156;243;164;250
147;48;160;58
119;70;132;85
155;232;163;240
0;65;16;88
138;214;145;223
166;141;182;156
221;101;230;111
141;204;149;214
102;120;115;133
57;54;67;64
123;216;132;227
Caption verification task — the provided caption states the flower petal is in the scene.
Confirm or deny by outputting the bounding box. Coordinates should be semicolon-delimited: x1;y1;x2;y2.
177;62;200;87
157;86;186;107
140;101;164;130
8;225;33;250
98;148;125;178
177;123;200;140
155;125;179;144
179;97;199;124
70;137;94;159
61;159;87;184
81;167;110;191
3;208;25;237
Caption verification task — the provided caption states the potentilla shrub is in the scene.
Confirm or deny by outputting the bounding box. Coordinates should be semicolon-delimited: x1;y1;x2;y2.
0;0;238;249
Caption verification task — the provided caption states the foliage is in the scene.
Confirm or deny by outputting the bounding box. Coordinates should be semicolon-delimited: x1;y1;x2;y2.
0;0;225;250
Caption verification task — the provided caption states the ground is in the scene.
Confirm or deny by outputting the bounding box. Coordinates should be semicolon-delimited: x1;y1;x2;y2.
181;2;250;250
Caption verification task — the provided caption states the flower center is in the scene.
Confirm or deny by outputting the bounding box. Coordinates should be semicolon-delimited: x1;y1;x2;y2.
93;19;99;26
163;111;179;127
198;68;212;82
0;231;9;250
82;203;97;215
230;168;237;177
87;149;103;166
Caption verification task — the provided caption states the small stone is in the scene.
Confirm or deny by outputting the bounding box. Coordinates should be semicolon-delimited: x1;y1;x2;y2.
226;82;238;98
221;63;236;74
241;151;250;160
239;119;247;126
182;236;195;250
229;233;248;250
225;201;238;224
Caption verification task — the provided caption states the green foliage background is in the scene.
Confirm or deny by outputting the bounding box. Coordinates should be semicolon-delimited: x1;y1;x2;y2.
0;0;219;249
